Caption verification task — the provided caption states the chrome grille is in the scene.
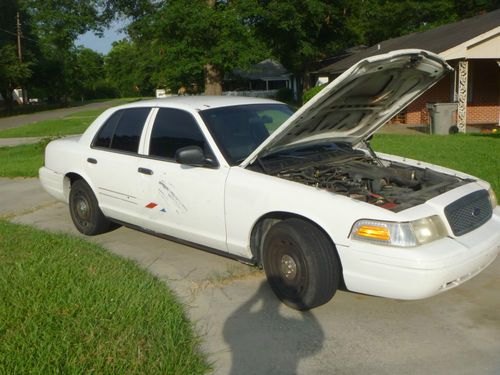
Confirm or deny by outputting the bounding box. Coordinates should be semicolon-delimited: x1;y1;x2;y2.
444;190;492;236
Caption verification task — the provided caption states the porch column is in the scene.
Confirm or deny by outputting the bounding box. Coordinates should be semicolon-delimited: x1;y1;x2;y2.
457;60;468;133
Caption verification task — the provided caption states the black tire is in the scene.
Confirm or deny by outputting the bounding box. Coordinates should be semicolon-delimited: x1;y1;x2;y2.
262;218;341;310
69;179;119;235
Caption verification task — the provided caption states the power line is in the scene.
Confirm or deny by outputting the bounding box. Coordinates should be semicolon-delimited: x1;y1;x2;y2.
0;27;37;42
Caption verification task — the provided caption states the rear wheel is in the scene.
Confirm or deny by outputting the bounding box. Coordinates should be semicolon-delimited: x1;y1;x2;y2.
262;218;341;310
69;179;118;235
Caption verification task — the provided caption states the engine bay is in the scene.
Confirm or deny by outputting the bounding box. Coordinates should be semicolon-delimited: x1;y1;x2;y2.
251;143;470;212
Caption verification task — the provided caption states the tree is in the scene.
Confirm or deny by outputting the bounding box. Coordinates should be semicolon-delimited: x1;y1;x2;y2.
345;1;455;46
105;40;152;97
126;0;267;95
0;44;31;104
0;0;34;106
245;1;357;92
343;0;500;47
72;47;117;100
14;0;142;102
247;0;500;94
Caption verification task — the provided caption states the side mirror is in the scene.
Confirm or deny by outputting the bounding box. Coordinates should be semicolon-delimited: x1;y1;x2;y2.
175;146;217;167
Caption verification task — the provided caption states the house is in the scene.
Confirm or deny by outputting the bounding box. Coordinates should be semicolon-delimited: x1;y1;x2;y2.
223;59;298;99
0;88;26;105
316;9;500;131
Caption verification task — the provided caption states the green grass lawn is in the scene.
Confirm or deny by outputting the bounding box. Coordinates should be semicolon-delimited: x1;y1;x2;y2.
0;220;210;374
0;109;106;138
0;97;145;119
65;108;108;118
0;97;143;138
0;117;94;138
0;140;49;177
372;133;499;197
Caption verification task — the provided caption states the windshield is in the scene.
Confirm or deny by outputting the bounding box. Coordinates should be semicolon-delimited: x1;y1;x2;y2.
199;104;294;165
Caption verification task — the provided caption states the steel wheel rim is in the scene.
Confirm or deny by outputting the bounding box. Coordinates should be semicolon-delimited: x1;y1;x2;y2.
280;254;297;280
73;193;91;227
267;236;308;301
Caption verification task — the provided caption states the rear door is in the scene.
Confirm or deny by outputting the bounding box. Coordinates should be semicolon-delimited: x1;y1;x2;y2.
84;107;152;224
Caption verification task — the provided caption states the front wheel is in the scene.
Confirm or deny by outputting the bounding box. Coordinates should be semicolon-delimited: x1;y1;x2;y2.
69;179;119;235
262;218;341;310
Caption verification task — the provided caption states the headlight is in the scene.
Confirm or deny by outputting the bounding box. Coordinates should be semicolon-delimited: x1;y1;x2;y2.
350;215;448;247
488;187;497;208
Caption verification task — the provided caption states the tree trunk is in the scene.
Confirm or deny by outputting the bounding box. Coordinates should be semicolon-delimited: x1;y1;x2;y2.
204;0;222;96
302;71;311;93
204;63;222;96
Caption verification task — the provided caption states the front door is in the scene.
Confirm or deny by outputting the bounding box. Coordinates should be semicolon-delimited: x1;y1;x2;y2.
137;107;228;251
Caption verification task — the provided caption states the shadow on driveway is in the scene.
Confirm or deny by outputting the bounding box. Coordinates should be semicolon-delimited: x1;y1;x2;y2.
223;281;324;374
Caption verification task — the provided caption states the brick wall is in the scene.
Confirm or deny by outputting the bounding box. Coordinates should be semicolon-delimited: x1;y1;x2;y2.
468;60;500;124
405;74;452;125
402;59;499;125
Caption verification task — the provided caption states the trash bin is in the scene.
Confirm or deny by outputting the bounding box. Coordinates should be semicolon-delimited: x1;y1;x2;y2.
426;103;458;135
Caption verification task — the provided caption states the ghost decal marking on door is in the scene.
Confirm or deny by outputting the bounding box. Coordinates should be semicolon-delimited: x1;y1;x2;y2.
158;177;187;214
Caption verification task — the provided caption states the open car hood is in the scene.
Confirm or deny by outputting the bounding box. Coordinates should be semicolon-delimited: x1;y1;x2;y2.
241;49;452;167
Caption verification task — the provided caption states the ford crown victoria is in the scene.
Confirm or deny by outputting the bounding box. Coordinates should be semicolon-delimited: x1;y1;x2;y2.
40;50;500;310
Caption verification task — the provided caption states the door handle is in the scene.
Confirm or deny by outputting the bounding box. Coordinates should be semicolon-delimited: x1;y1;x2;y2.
87;158;97;164
138;167;153;175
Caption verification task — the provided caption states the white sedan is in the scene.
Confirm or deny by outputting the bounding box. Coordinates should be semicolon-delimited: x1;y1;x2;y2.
40;50;500;310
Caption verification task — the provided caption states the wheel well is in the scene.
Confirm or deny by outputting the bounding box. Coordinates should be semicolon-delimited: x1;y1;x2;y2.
63;173;84;200
250;212;341;266
251;212;345;288
66;172;83;185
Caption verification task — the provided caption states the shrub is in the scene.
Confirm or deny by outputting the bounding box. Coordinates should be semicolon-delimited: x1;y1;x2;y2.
302;84;327;103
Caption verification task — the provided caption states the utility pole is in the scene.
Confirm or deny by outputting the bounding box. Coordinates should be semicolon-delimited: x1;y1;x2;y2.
16;12;27;104
16;12;22;63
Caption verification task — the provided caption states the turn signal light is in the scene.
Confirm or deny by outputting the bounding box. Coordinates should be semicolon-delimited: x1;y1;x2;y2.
355;225;390;241
350;216;448;247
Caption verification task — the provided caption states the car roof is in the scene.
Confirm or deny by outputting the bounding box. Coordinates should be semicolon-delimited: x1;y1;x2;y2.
120;95;282;112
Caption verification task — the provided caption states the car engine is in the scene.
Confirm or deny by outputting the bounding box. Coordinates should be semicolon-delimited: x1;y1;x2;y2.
272;157;469;212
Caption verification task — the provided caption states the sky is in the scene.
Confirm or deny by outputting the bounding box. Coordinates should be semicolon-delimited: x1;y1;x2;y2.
76;19;129;54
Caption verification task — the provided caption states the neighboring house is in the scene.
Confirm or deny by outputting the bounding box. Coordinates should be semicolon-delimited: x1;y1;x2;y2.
0;88;26;105
316;9;500;131
223;59;298;99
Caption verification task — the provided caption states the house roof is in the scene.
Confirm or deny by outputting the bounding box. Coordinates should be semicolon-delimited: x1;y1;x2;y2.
231;59;290;81
319;9;500;74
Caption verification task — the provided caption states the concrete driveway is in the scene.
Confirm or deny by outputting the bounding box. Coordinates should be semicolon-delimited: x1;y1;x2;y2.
1;177;499;375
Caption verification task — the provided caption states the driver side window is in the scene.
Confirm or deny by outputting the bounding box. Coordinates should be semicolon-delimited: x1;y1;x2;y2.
149;108;213;161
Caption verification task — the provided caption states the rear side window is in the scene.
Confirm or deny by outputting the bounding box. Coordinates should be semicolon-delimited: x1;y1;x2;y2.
93;108;150;153
93;111;120;148
149;108;211;160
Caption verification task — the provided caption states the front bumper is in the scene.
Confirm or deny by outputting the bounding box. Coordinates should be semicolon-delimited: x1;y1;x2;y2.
339;208;500;299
